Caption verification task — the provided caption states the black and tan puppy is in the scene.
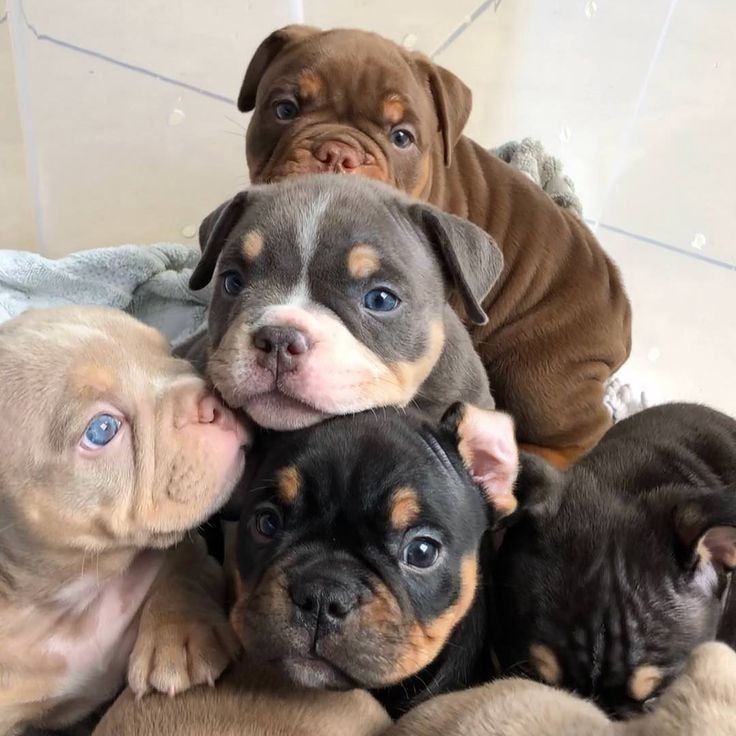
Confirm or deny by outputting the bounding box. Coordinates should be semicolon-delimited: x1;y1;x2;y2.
229;403;519;717
492;403;736;718
185;174;502;430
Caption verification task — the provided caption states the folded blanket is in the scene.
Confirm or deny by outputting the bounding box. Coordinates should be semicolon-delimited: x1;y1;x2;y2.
0;244;211;350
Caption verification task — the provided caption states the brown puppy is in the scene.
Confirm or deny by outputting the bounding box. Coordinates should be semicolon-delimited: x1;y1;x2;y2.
0;307;247;735
92;658;391;736
239;25;632;465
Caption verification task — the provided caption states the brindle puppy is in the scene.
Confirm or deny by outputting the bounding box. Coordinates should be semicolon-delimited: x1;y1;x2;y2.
229;403;519;717
492;403;736;718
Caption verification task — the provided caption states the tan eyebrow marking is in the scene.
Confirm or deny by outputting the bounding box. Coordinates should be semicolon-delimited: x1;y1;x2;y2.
529;644;562;685
242;231;264;261
277;466;301;505
628;665;663;701
347;244;381;279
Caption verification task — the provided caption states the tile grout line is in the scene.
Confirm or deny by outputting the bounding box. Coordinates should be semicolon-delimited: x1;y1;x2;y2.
589;221;735;272
16;0;236;105
431;0;503;59
6;0;731;273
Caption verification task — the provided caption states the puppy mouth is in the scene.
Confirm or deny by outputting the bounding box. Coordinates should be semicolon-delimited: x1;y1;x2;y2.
245;390;330;430
275;655;358;691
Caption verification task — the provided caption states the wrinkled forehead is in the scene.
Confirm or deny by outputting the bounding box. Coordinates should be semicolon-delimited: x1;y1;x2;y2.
261;420;475;529
265;36;431;118
222;182;426;272
0;317;186;431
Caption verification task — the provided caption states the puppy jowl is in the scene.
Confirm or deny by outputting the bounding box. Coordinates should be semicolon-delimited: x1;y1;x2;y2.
187;174;502;430
229;405;518;714
492;403;736;718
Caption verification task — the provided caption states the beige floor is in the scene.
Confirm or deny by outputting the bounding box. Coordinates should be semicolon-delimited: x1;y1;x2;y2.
1;0;734;413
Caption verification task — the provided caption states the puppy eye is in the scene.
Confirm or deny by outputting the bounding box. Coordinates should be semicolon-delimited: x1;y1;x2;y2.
363;288;400;312
252;505;283;541
402;537;441;569
274;100;300;121
80;414;121;450
221;270;245;296
390;128;414;149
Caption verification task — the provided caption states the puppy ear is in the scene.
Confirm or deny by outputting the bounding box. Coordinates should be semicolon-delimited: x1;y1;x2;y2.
441;402;518;518
409;203;503;325
189;192;248;291
674;489;736;569
238;25;321;112
411;54;472;167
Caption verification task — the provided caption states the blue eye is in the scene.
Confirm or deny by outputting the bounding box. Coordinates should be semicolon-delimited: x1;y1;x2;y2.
402;537;441;569
390;128;414;149
274;100;300;121
363;288;400;312
222;270;245;296
82;414;121;449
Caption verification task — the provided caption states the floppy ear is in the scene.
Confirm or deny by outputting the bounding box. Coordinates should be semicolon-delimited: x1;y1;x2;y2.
674;489;736;569
411;55;472;167
189;192;248;291
441;402;519;518
237;25;322;112
409;203;503;325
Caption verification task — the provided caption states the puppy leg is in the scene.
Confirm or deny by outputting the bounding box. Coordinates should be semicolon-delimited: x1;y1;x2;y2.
128;536;241;698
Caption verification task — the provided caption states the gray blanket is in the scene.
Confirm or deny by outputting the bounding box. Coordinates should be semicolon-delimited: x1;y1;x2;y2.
0;243;211;350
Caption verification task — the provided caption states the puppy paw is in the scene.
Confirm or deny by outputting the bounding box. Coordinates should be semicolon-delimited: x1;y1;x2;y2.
128;614;241;698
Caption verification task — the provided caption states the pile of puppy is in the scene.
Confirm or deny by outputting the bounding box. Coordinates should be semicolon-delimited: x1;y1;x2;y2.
1;26;734;736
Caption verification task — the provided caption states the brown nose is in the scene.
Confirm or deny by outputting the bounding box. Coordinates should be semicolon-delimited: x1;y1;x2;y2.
313;141;362;171
253;326;310;373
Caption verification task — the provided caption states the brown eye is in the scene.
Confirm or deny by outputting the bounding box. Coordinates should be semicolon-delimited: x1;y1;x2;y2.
402;537;441;568
251;503;283;541
274;100;299;121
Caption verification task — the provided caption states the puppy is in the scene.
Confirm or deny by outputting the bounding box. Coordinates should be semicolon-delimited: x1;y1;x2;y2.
0;307;247;735
491;403;736;717
92;658;391;736
186;174;502;430
237;25;633;465
384;642;736;736
228;403;519;717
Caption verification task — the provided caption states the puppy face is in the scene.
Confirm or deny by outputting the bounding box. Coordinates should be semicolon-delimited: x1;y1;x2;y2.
230;405;517;690
493;459;736;718
238;26;472;192
190;175;502;431
0;307;248;554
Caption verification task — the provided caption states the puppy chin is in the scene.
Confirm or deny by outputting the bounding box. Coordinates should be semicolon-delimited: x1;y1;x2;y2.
245;392;330;430
278;656;356;691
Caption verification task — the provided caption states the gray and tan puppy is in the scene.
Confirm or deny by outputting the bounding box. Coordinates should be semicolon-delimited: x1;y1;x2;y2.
0;307;247;736
185;174;503;430
92;658;391;736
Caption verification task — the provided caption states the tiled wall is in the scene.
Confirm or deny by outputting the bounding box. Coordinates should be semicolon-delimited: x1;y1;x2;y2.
0;0;734;412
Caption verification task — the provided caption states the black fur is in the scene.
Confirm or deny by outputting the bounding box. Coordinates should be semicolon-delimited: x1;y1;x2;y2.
231;408;496;717
493;402;736;717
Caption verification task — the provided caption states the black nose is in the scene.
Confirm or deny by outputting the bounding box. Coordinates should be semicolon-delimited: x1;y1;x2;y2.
252;326;310;373
289;576;360;630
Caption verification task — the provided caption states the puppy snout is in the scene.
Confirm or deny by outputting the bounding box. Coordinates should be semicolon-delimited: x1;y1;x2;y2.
313;140;362;171
289;577;360;631
252;326;310;373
